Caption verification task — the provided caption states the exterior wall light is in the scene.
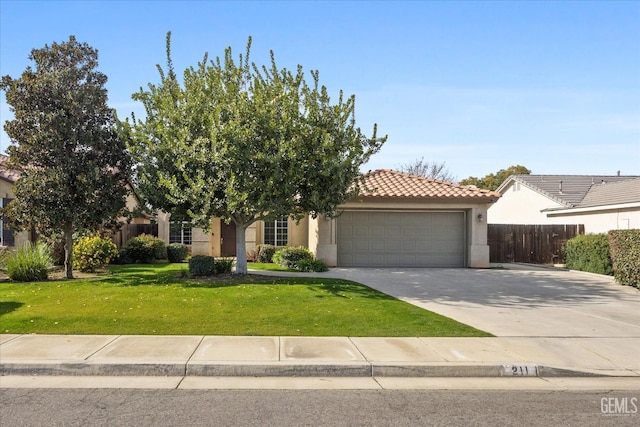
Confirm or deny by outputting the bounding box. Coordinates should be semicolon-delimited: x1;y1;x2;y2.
477;213;484;222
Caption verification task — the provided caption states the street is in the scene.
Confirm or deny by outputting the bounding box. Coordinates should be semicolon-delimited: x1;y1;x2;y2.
1;389;638;426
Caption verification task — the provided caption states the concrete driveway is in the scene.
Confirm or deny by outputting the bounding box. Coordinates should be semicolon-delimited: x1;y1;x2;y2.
319;265;640;338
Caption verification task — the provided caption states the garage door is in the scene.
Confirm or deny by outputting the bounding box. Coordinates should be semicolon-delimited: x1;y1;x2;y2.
337;211;466;267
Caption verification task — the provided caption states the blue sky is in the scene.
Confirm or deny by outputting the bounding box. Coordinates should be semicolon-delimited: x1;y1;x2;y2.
1;0;639;180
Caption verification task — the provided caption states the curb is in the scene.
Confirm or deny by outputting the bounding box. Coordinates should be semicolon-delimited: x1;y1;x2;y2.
0;361;614;378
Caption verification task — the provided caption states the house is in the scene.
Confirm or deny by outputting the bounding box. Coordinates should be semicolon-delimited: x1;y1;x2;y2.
0;154;150;248
489;175;640;233
158;169;501;268
0;155;29;247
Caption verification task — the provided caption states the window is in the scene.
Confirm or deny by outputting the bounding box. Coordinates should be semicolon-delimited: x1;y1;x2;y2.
264;218;288;246
169;221;192;245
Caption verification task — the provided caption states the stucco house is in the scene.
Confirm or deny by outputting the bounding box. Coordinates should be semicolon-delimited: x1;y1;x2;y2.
0;154;149;248
158;169;500;268
489;175;640;233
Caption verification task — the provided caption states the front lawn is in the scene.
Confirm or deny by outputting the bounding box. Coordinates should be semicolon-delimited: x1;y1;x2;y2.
0;263;490;337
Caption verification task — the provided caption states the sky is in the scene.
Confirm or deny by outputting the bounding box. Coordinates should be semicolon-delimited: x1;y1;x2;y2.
1;0;639;181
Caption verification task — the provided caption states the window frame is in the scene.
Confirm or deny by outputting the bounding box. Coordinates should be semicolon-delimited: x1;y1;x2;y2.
169;221;193;245
264;217;288;246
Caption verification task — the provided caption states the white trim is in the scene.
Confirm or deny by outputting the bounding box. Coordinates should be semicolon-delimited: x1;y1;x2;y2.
545;202;640;216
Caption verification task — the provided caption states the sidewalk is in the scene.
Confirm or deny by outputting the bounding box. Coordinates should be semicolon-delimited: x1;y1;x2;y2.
2;334;639;379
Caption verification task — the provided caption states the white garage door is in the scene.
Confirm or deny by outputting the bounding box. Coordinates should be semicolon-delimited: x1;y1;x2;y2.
337;211;466;267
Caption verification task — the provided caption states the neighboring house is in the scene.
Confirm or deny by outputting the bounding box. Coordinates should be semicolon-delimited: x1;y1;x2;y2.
489;175;640;233
0;155;29;247
0;154;150;248
158;169;500;268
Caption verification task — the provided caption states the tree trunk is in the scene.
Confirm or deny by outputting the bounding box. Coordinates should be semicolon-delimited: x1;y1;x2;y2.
235;223;248;274
63;221;74;279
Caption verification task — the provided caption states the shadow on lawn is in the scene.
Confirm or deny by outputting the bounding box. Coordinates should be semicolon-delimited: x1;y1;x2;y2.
102;268;395;300
0;301;24;316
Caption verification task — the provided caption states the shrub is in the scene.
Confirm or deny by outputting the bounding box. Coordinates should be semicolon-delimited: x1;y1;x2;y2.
256;244;277;263
246;247;258;262
4;242;53;282
215;257;235;274
73;236;118;272
273;246;314;269
167;243;189;263
296;258;329;272
112;248;133;265
37;234;65;266
563;234;612;275
608;229;640;288
189;255;215;276
125;234;166;263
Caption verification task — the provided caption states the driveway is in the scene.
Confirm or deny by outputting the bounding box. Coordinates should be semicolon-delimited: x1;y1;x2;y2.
318;265;640;337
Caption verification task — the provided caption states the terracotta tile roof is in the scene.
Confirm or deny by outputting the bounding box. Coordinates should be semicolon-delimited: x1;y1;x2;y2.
358;169;500;201
0;154;22;183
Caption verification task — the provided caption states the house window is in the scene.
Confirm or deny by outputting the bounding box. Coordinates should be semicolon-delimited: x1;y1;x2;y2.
169;221;192;245
264;218;288;246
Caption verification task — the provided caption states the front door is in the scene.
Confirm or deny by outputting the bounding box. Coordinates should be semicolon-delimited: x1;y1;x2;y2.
220;222;237;256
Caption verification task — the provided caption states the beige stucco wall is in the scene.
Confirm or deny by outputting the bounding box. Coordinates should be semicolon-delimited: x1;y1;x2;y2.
546;206;640;233
253;217;308;248
488;182;565;224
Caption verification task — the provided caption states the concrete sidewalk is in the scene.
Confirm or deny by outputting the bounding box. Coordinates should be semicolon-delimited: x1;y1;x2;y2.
2;334;639;379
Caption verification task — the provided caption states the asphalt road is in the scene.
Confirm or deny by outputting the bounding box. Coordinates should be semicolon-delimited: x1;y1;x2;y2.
1;389;638;426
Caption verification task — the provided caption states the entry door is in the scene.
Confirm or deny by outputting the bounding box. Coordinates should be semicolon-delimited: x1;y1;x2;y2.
220;222;237;256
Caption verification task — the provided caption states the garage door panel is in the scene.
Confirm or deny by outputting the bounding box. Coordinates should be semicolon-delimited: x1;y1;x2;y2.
338;211;465;267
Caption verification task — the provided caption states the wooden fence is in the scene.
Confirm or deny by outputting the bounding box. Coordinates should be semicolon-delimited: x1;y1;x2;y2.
488;224;584;265
113;223;158;247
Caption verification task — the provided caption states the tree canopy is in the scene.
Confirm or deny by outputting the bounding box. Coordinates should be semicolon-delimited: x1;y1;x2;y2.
129;34;386;273
459;165;531;191
0;36;132;278
398;158;456;182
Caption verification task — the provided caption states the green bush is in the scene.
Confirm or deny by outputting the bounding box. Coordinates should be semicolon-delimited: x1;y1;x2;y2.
125;234;166;263
273;246;314;269
215;257;235;274
112;248;133;265
257;244;277;263
73;236;118;272
3;242;53;282
167;243;189;263
563;234;613;275
296;258;329;272
608;229;640;288
37;234;65;266
189;255;215;276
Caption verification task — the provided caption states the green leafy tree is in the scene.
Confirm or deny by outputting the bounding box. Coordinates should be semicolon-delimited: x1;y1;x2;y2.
459;165;531;191
398;158;456;181
0;36;132;279
129;33;386;274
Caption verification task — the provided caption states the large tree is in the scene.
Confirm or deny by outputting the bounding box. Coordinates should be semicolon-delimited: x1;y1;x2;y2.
129;34;386;273
0;36;132;278
398;158;456;181
459;165;531;191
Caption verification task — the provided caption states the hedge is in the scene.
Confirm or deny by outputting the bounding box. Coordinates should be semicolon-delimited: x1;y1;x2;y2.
608;229;640;288
563;234;613;276
273;246;314;269
167;243;189;263
189;255;215;276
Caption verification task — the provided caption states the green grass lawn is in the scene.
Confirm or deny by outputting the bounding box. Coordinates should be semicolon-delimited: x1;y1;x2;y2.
247;262;296;272
0;263;491;337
